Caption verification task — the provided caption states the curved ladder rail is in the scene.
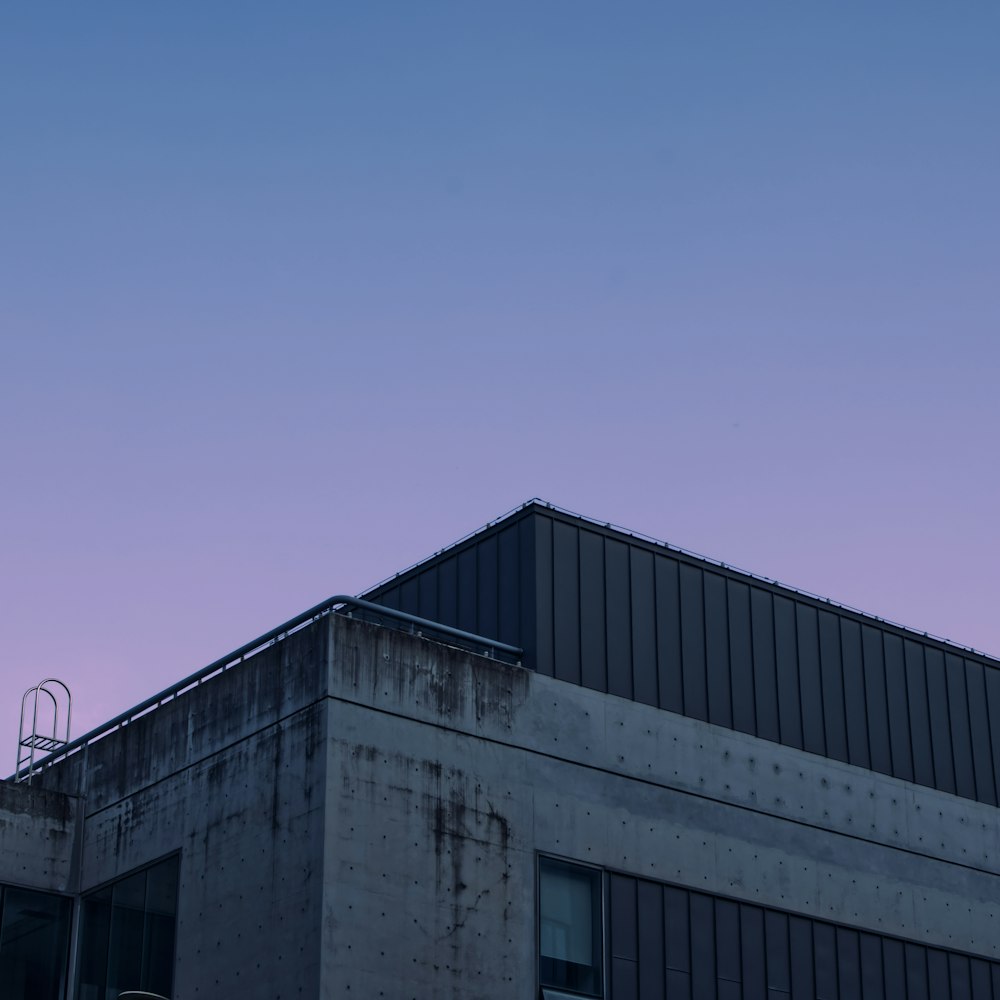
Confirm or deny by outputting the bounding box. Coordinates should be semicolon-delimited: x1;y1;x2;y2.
16;678;72;784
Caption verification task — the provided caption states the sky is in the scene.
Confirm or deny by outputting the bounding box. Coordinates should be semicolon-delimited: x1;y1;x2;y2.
1;3;997;758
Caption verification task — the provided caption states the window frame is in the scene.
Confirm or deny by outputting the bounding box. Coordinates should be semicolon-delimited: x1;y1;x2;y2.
75;851;181;1000
536;853;605;999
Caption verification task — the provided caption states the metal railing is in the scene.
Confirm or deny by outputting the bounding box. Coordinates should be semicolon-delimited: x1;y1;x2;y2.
8;596;522;783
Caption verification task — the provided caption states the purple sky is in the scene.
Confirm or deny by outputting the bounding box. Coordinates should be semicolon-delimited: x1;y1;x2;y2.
2;4;998;758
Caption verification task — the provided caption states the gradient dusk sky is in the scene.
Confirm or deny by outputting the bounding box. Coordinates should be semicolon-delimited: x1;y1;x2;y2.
2;3;998;755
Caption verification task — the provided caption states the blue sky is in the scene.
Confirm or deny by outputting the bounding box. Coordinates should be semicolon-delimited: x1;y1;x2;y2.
1;3;997;747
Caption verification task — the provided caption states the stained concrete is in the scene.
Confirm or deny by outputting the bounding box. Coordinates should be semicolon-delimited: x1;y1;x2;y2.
0;780;79;893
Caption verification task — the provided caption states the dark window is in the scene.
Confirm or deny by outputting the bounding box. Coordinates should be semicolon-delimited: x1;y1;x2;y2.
76;854;179;1000
539;857;603;997
0;885;72;1000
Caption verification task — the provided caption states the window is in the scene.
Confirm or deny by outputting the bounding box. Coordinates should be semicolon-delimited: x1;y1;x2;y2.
76;854;179;1000
538;856;603;997
0;885;72;1000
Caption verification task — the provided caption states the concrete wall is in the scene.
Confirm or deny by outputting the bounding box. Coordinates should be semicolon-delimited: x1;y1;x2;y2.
0;780;79;894
36;623;332;1000
323;614;1000;999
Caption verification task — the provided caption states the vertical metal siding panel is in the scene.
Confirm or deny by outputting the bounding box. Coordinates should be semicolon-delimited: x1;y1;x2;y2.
883;635;914;783
965;659;997;805
904;641;936;788
795;605;826;757
579;529;608;693
400;576;419;616
437;557;458;627
751;589;780;743
946;653;977;800
924;649;957;795
613;959;640;1000
665;887;691;974
714;899;741;985
638;880;665;1000
859;933;884;1000
476;534;498;640
552;521;581;685
740;905;766;1000
668;971;694;1000
611;874;638;961
606;539;633;699
862;626;893;776
378;585;400;611
882;938;906;1000
457;548;478;637
788;916;814;1000
496;524;519;648
631;548;658;708
813;923;838;1000
656;556;684;715
926;949;950;999
836;928;861;1000
764;910;790;993
773;596;804;750
518;515;537;669
951;954;973;1000
818;611;849;763
534;516;554;676
689;893;716;1000
904;943;929;1000
680;565;709;722
728;580;756;736
969;959;992;1000
986;668;1000;811
704;572;733;729
840;619;871;769
417;565;438;621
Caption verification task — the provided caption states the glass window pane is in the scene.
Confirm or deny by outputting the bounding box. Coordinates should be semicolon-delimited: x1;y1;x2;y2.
107;870;147;994
539;858;602;996
0;887;72;1000
77;855;179;1000
77;887;113;1000
142;855;179;996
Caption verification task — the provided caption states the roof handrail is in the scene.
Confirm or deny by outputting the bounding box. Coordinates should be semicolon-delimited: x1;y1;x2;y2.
6;596;522;782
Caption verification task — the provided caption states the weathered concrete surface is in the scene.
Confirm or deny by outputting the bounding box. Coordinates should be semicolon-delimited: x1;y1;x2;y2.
0;779;79;893
322;614;1000;1000
39;623;332;1000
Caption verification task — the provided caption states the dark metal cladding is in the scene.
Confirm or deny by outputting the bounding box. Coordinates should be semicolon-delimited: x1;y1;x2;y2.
740;905;766;1000
614;873;1000;1000
727;579;755;735
637;880;665;1000
905;941;930;1000
361;502;1000;808
704;572;733;729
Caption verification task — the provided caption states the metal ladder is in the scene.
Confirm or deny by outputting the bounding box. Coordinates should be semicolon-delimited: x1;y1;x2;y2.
15;678;71;784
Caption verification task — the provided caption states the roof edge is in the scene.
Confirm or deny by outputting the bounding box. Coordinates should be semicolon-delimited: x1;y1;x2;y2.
360;498;1000;669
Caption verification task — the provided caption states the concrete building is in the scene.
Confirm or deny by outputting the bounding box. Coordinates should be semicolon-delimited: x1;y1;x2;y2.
3;500;1000;1000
